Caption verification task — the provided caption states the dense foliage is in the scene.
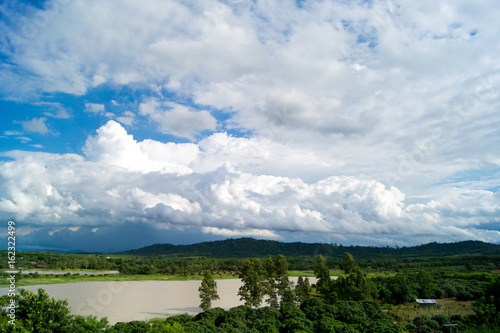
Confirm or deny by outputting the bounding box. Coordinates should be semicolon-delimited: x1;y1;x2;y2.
118;238;500;258
0;288;109;332
1;239;499;278
149;299;407;333
4;278;499;332
373;272;491;305
0;290;405;332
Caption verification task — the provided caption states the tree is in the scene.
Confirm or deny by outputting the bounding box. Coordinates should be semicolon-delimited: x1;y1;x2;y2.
238;259;267;307
0;288;110;333
149;321;186;333
198;269;220;311
0;288;116;332
65;315;110;332
280;302;313;333
314;255;330;295
334;252;376;301
472;277;500;327
385;272;418;304
275;255;294;305
295;276;311;304
264;256;279;307
342;252;357;275
416;270;435;299
16;288;72;332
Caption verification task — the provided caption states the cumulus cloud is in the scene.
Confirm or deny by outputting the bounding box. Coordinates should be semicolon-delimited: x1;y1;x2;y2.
0;122;499;250
1;1;500;250
82;120;198;174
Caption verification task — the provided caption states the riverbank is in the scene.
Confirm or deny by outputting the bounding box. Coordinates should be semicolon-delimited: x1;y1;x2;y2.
0;272;239;287
0;269;339;287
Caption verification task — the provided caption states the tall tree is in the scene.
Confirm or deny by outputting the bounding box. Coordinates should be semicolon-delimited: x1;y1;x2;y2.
275;254;295;304
198;269;220;311
264;256;279;307
295;276;311;304
314;254;330;295
238;259;267;307
342;252;357;275
335;252;376;301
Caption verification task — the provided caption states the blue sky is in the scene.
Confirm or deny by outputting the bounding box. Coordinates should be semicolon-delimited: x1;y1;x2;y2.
0;0;499;252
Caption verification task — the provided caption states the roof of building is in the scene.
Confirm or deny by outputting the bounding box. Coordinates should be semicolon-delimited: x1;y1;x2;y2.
415;299;438;304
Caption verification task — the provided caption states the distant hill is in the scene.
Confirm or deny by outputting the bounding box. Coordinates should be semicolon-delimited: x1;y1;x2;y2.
116;238;500;259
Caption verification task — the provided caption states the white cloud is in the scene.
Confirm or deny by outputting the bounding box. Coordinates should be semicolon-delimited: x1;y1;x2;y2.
33;101;72;119
1;1;500;248
202;226;280;238
139;99;217;140
115;111;136;126
130;187;201;214
0;122;498;247
84;103;106;115
17;117;51;135
3;131;23;136
16;136;31;143
82;120;198;174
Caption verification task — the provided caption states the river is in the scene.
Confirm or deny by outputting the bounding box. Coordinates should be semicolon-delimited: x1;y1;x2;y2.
0;277;319;324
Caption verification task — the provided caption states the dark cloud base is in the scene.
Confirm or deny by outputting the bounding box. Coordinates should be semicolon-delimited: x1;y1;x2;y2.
11;223;224;253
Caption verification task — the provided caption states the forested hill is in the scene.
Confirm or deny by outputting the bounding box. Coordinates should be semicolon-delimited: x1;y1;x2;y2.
117;238;500;258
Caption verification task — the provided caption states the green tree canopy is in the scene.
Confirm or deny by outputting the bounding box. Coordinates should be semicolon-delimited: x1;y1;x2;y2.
274;255;294;305
334;252;376;301
265;256;279;307
0;288;110;333
314;254;331;296
198;269;220;311
238;259;267;308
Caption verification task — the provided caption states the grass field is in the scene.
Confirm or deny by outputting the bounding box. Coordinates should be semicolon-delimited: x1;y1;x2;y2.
383;298;475;325
288;269;343;277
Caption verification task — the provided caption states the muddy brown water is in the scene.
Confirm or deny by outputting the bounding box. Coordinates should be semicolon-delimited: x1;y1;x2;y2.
0;277;320;324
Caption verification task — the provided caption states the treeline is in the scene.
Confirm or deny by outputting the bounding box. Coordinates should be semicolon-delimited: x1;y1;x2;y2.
374;272;492;304
2;239;499;276
0;251;118;271
115;255;500;276
119;238;500;258
1;253;499;286
232;253;498;306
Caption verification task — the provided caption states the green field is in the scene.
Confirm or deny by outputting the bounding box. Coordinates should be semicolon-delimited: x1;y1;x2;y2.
383;298;475;325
